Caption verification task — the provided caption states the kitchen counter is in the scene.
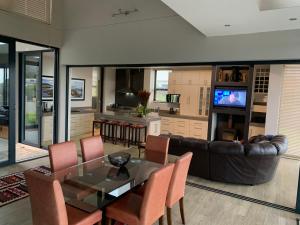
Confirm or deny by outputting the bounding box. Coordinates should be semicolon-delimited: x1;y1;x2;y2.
71;107;97;114
159;111;209;121
95;112;161;125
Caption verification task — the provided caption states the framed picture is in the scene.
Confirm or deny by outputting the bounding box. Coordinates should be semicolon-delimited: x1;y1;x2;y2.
42;76;54;101
71;78;85;101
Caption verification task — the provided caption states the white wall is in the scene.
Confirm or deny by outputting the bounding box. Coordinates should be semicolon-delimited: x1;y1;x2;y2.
0;0;63;47
103;68;116;112
265;65;284;135
61;0;300;65
70;67;93;108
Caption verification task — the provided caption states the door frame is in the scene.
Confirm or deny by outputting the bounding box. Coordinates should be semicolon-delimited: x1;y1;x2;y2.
19;49;59;149
0;35;16;167
19;51;43;147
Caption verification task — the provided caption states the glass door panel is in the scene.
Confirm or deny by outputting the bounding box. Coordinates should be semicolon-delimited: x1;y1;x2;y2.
22;53;42;147
0;40;12;165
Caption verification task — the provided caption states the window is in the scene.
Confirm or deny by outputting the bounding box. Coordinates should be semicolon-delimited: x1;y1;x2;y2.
0;0;52;24
154;70;171;102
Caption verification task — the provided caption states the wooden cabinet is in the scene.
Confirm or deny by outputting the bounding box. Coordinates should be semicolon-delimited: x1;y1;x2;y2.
70;113;95;137
189;120;208;139
249;125;265;138
160;116;208;139
0;125;8;139
168;69;212;117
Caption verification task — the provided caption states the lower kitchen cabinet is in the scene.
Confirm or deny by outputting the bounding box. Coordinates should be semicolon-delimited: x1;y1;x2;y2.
160;116;208;140
249;125;265;138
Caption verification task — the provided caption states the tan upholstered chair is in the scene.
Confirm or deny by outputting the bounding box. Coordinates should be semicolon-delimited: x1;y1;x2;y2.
25;170;102;225
80;135;104;162
49;141;78;173
144;135;170;165
106;163;175;225
166;152;193;225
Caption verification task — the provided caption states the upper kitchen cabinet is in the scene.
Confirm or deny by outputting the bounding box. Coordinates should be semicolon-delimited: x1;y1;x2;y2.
168;68;212;117
168;69;212;86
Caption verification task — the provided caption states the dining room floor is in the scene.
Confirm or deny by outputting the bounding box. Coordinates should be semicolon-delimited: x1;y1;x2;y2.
0;144;299;225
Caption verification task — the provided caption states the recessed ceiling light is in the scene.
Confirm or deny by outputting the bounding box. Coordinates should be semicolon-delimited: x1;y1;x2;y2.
289;17;298;21
224;24;231;27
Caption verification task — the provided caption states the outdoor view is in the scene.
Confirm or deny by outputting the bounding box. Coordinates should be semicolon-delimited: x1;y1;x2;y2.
155;70;171;102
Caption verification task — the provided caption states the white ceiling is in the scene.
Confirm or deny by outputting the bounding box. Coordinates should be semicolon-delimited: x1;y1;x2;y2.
161;0;300;36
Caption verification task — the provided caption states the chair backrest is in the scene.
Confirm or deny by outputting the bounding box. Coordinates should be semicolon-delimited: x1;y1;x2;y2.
24;170;68;225
80;135;104;162
140;163;174;225
166;152;193;208
49;141;78;173
145;135;170;165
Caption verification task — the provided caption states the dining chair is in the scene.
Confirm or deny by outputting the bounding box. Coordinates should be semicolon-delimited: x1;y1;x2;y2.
80;135;104;162
49;141;78;173
106;163;175;225
166;152;193;225
144;135;170;165
24;170;102;225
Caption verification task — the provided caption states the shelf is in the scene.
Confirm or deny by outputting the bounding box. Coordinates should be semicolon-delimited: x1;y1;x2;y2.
212;107;247;116
214;82;249;87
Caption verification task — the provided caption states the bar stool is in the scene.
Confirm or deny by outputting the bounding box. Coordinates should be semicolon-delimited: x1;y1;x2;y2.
92;119;107;136
116;122;131;146
103;120;119;144
128;124;147;147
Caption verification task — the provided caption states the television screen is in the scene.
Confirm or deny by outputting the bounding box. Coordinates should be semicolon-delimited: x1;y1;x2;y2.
213;89;247;108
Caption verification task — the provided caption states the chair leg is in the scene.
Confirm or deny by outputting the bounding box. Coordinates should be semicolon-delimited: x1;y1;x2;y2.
167;207;172;225
179;197;185;224
106;218;111;225
159;215;164;225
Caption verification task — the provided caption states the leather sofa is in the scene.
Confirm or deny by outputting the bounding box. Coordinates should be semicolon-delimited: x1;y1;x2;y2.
164;134;288;185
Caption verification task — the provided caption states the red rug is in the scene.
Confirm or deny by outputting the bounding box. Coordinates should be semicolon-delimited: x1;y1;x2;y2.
0;166;50;207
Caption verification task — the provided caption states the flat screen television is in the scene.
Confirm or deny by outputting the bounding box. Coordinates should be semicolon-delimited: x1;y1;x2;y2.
213;88;247;108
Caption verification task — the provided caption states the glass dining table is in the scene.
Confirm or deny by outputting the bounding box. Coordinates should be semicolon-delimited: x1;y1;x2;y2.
51;150;163;214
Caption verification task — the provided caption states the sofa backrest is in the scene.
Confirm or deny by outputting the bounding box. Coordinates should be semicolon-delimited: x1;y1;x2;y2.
209;141;244;155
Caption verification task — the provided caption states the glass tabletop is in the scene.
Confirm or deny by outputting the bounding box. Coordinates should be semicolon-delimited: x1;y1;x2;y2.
51;151;163;212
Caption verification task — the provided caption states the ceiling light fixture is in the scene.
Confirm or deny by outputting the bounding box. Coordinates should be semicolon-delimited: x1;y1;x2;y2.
289;17;298;21
224;24;231;27
112;8;138;17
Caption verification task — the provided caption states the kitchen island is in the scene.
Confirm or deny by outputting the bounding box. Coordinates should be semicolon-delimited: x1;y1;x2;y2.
94;112;161;136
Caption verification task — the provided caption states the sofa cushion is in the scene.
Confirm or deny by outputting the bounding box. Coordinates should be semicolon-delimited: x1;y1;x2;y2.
270;135;288;155
182;138;209;151
245;142;277;156
209;141;244;155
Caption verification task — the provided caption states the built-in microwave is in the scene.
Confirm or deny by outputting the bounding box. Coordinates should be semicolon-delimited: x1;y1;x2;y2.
166;94;180;103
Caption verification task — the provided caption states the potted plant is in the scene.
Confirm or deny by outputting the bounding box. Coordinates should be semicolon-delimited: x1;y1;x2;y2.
136;90;151;117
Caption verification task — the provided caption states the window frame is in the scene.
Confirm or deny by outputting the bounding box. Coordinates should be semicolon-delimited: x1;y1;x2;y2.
153;70;170;102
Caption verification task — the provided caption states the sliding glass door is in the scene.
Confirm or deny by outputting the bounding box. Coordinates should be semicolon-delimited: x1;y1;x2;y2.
20;52;42;147
0;37;15;166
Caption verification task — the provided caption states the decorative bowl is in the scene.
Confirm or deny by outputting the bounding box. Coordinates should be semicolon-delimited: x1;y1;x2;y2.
108;152;131;168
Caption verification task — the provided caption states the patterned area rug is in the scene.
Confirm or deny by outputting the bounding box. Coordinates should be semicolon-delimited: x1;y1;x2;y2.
0;166;50;207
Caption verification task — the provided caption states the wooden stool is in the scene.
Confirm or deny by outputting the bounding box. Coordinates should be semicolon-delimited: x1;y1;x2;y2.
103;120;119;144
138;142;146;158
128;124;147;147
116;122;131;146
92;120;107;136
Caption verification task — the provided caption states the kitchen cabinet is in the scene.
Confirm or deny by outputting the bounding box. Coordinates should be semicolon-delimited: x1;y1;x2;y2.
0;125;8;139
70;113;95;137
168;69;212;118
160;116;208;139
249;125;265;138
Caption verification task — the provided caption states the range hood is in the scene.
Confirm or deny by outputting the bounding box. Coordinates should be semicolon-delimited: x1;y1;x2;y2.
117;69;135;95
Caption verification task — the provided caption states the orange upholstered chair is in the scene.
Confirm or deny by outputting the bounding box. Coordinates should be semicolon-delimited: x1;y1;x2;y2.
166;152;193;225
144;135;170;165
49;141;78;173
80;135;104;162
24;170;102;225
106;163;175;225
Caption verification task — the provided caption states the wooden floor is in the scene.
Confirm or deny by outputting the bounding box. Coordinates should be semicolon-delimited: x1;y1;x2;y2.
0;143;299;225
